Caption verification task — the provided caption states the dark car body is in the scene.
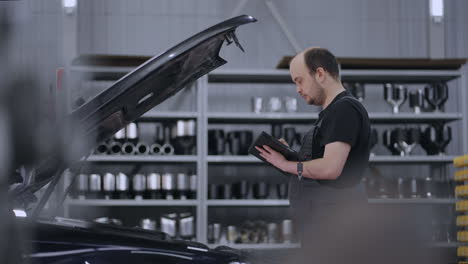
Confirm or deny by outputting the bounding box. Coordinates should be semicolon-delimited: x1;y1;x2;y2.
10;14;256;264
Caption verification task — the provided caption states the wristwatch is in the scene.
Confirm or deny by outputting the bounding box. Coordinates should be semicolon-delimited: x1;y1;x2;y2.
297;162;303;180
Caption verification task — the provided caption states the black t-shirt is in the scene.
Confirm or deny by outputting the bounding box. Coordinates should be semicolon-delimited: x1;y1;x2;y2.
312;90;370;188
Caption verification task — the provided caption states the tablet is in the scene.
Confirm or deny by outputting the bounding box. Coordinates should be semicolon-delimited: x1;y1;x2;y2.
248;131;300;163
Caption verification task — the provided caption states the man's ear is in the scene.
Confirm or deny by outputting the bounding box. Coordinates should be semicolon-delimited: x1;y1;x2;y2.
315;67;326;82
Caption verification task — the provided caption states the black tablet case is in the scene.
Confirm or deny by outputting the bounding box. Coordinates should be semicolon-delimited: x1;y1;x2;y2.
248;132;300;165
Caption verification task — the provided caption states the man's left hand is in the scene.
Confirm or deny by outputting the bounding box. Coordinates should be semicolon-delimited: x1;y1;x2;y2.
255;145;287;171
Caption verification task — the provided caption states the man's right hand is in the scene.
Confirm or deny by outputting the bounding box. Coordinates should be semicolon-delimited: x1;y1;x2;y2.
278;138;289;147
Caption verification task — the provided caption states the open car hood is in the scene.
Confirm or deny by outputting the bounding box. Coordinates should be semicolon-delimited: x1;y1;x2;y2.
11;15;256;208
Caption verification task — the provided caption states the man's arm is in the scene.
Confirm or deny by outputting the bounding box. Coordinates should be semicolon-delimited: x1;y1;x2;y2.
256;141;351;180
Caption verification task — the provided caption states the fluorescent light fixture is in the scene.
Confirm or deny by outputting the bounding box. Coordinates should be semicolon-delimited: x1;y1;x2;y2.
62;0;77;15
13;209;27;218
429;0;444;23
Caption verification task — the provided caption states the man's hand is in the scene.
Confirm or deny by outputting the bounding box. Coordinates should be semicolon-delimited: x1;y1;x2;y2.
255;145;288;171
278;138;289;147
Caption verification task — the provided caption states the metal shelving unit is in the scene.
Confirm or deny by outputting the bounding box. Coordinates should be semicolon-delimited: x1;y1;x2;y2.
67;59;466;250
66;199;198;207
206;155;456;163
206;199;455;206
207;199;289;207
141;111;198;121
87;155;198;163
207;112;462;124
367;198;456;204
208;68;461;83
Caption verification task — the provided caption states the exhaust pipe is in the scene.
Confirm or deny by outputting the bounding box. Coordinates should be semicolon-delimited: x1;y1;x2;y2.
95;142;109;155
122;142;136;155
136;142;150;155
150;143;163;155
109;142;122;155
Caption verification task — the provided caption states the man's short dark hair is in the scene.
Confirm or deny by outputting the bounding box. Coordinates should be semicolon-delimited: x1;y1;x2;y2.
303;48;340;80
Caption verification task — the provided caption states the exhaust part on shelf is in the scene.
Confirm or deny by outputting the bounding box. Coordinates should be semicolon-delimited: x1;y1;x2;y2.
219;183;233;200
252;96;264;113
150;143;163;155
179;212;195;240
383;83;407;114
424;82;449;112
276;183;288;199
409;177;420;198
188;174;197;199
233;180;250;199
88;174;102;199
103;172;116;200
160;213;178;238
172;120;196;155
109;142;123;155
253;182;270;199
176;173;189;200
267;223;279;243
207;224;215;244
132;173;146;200
227;131;253;155
208;223;221;244
281;219;293;243
161;126;175;155
95;142;109;155
271;124;283;139
77;174;89;200
115;172;130;199
122;142;136;155
284;96;297;112
397;177;405;198
136;142;150;155
424;176;435;198
114;127;126;142
208;184;218;200
161;144;175;155
126;122;138;142
140;218;157;231
226;225;238;243
409;89;424;114
267;97;282;112
421;124;452;155
146;173;162;199
162;173;175;200
208;129;225;155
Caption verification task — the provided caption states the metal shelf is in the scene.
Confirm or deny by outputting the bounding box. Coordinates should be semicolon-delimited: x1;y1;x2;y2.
66;199;198;206
207;200;289;206
208;243;301;250
368;112;462;123
207;112;462;124
87;155;198;163
208;199;455;206
207;112;316;123
369;155;456;163
208;68;460;83
140;111;198;121
207;156;258;163
71;67;461;83
207;155;456;164
368;198;455;204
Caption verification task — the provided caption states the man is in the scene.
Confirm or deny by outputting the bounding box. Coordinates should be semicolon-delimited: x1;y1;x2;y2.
255;47;371;262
